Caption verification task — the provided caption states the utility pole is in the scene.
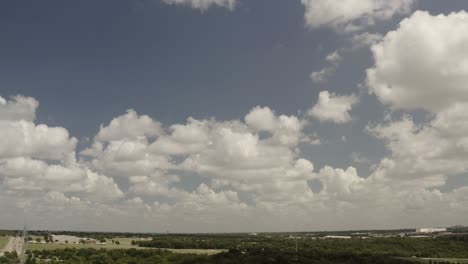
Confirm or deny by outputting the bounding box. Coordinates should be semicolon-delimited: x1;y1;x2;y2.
19;221;28;264
295;236;298;253
295;235;298;262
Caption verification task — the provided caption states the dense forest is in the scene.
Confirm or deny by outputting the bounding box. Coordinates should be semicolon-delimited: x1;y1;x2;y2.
11;248;418;264
137;236;468;258
2;231;468;263
6;236;467;264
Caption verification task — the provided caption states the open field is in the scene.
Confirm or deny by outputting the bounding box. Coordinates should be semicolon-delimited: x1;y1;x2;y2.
28;236;137;249
0;236;9;250
28;238;225;255
28;242;138;251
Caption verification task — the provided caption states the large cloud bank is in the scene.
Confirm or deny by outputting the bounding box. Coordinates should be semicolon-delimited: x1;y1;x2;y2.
2;8;468;232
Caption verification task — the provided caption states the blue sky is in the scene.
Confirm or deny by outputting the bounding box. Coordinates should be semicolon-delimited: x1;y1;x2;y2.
1;0;468;232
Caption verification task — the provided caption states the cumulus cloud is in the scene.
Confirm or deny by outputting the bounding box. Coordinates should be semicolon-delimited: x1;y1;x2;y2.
162;0;237;11
82;106;314;214
245;106;276;132
351;108;468;218
0;95;123;212
95;109;163;142
325;51;342;64
316;166;363;197
308;91;358;123
150;118;211;155
2;90;468;231
362;11;468;204
367;11;468;112
310;51;342;83
0;95;38;122
358;11;468;211
355;12;468;216
5;7;468;231
301;0;417;32
351;32;383;48
0;120;77;161
368;111;468;185
310;68;334;83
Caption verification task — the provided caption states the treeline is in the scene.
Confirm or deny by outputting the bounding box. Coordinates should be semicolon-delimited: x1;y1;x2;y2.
447;226;468;234
24;248;417;264
138;236;468;259
137;235;270;249
0;230;17;236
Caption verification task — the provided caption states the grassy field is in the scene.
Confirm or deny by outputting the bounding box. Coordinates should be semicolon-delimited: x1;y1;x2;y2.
27;238;225;255
0;236;9;250
396;257;468;263
28;242;138;251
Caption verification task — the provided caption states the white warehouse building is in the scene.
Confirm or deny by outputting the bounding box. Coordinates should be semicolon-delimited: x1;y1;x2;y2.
417;227;447;233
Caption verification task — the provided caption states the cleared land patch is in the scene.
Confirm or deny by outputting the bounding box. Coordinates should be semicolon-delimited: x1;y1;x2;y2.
28;242;138;251
0;236;9;250
28;238;225;255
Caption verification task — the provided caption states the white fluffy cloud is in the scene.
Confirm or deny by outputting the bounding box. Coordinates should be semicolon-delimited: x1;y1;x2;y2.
363;11;468;197
162;0;237;11
4;3;468;232
339;10;468;221
0;95;77;162
0;96;123;211
308;91;358;123
301;0;416;32
82;106;314;214
351;32;383;48
245;106;276;132
0;120;77;161
150;118;211;155
310;68;334;83
2;90;468;231
316;166;363;198
0;95;38;121
367;11;468;112
310;51;342;83
368;108;468;184
95;109;162;142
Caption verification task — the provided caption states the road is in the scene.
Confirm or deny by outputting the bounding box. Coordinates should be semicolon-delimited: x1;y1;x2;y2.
0;236;24;257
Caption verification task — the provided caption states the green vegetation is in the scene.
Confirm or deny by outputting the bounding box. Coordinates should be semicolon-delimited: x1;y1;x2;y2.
25;247;416;264
0;252;19;264
396;257;468;263
28;242;138;251
0;236;9;250
27;237;224;255
137;235;468;259
21;234;468;264
0;230;16;237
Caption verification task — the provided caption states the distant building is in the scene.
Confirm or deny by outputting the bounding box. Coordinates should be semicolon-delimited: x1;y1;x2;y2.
417;228;447;233
324;235;351;239
51;235;82;244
